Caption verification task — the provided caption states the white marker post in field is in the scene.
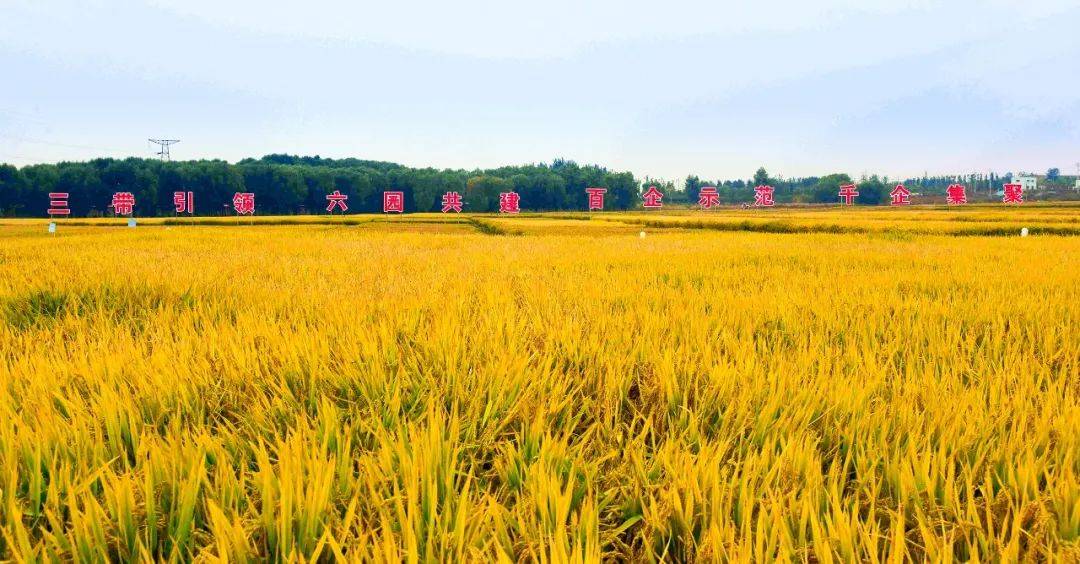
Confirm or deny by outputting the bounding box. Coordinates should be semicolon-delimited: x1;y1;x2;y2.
47;192;70;233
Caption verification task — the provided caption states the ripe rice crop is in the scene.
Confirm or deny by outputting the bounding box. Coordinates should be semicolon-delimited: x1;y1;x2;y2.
0;209;1078;561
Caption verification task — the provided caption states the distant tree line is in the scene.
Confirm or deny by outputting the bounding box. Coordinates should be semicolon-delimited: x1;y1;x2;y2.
0;155;639;217
675;168;1071;205
0;157;1072;217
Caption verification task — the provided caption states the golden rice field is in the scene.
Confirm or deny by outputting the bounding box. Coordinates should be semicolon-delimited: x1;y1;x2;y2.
1;206;1078;561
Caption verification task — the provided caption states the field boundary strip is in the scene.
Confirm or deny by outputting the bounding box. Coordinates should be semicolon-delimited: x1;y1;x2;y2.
601;217;1080;237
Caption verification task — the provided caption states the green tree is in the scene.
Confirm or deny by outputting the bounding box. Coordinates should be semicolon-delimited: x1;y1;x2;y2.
684;175;704;204
465;175;513;212
809;173;853;203
855;175;889;205
19;165;59;215
156;163;196;214
241;164;305;214
603;172;638;210
301;167;334;213
0;155;642;216
753;167;771;187
413;170;463;212
640;178;678;205
0;164;28;215
57;165;106;216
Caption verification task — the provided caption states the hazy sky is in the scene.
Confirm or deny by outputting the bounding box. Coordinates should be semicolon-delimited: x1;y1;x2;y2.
2;0;1078;181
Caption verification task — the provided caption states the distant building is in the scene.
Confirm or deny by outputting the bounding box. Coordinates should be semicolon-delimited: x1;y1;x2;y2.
1014;175;1037;192
1075;178;1080;191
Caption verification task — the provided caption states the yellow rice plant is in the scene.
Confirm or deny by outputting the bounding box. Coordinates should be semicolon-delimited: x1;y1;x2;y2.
0;210;1077;561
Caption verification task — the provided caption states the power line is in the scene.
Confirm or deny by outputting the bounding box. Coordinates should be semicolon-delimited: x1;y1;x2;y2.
148;138;180;161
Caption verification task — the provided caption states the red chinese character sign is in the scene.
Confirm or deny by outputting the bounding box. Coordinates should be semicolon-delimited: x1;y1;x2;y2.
889;184;911;206
838;183;859;205
174;191;194;214
1003;183;1023;204
754;185;775;207
642;186;663;209
326;190;348;213
111;192;136;216
383;191;404;213
698;187;720;209
946;184;967;205
441;192;463;213
499;192;520;214
48;193;70;216
233;192;255;215
585;187;606;211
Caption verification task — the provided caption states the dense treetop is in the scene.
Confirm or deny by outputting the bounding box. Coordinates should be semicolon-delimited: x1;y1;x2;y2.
0;156;1070;217
0;156;640;216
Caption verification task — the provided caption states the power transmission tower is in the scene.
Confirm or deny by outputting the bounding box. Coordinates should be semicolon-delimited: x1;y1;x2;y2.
148;139;180;161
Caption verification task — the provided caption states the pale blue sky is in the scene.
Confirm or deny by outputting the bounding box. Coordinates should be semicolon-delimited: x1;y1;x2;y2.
1;0;1078;181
